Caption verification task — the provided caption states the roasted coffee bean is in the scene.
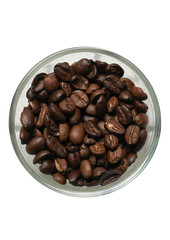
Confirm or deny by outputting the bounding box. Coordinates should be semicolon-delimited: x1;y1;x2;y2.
97;121;109;135
105;63;124;78
96;95;107;117
71;90;89;108
71;74;89;90
82;115;98;123
99;169;122;186
133;129;147;152
43;128;50;139
58;97;76;115
107;96;119;113
55;158;68;174
26;137;45;155
54;62;74;82
46;135;67;158
90;88;106;104
74;178;84;187
120;78;135;92
69;108;81;125
59;82;72;96
118;90;133;103
104;134;119;150
36;104;49;128
79;144;90;159
20;127;31;144
44;73;59;92
85;179;99;187
95;74;106;85
107;145;123;164
26;87;37;99
53;173;66;184
93;167;107;179
96;156;106;167
119;101;134;110
31;73;46;93
125;124;140;145
67;170;80;184
134;99;148;113
69;125;84;145
86;83;100;94
28;99;40;115
37;90;49;102
131;108;138;121
49;103;66;123
68;152;81;168
134;113;148;128
132;86;147;100
84;135;96;145
20;107;34;130
72;58;92;76
44;113;59;137
59;123;69;142
105;119;125;135
116;157;129;173
87;64;98;80
80;159;92;179
84;120;102;139
95;61;108;73
86;104;97;116
116;105;132;125
89;155;97;168
127;153;137;166
104;114;118;121
33;150;53;164
48;89;65;103
66;143;80;153
39;160;56;174
89;142;106;157
104;75;124;95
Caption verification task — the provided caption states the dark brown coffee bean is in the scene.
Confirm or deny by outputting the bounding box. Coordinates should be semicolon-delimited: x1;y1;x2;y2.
107;96;119;113
80;160;92;179
69;125;84;145
104;114;118;121
67;170;80;184
131;108;138;121
95;61;108;73
39;160;56;174
52;173;66;184
59;123;69;142
49;103;66;123
84;135;96;145
58;97;76;115
104;75;124;95
87;64;98;80
20;127;31;144
134;99;148;113
71;90;89;108
93;167;107;179
55;158;68;174
116;157;129;173
26;137;45;155
43;128;50;139
74;178;84;187
31;73;46;93
120;78;135;92
107;145;123;164
96;95;107;117
125;125;140;145
44;113;59;137
66;142;80;153
46;135;67;158
72;58;92;76
84;120;102;139
133;129;147;152
96;154;106;167
89;155;97;168
69;108;81;125
44;73;59;92
90;88;106;104
119;101;134;110
127;153;137;166
104;134;119;150
89;142;106;157
26;87;37;99
99;169;122;186
105;64;124;78
59;82;72;96
134;113;148;128
82;115;98;123
54;62;74;82
105;119;125;135
86;104;96;116
86;83;100;94
20;107;34;130
71;74;89;90
36;104;49;128
28;99;40;115
68;152;81;168
85;179;99;187
116;105;132;125
33;150;53;164
97;121;109;135
118;90;133;102
79;144;90;159
95;74;106;85
48;90;65;103
37;90;49;102
132;86;147;100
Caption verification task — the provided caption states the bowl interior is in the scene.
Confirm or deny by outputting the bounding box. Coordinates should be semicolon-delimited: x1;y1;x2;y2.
9;47;161;197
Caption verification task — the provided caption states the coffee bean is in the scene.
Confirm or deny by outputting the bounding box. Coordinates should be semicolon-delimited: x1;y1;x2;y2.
105;63;124;78
58;97;76;116
70;74;89;90
82;115;98;122
36;104;49;128
131;108;138;121
89;142;106;157
53;173;66;184
72;58;92;76
33;150;54;164
116;157;129;173
97;121;109;135
46;135;67;158
118;90;133;102
120;78;135;92
134;113;148;128
43;128;50;139
89;155;97;168
26;87;37;99
132;86;147;100
20;107;34;130
49;103;66;123
55;158;68;174
66;143;80;153
48;89;65;103
95;61;108;73
86;83;100;94
26;137;45;155
69;125;84;145
90;88;106;104
84;135;96;145
39;160;56;174
104;134;119;150
79;143;90;159
86;104;97;116
84;120;102;139
107;96;119;113
87;64;98;80
93;167;107;179
105;119;125;135
74;178;84;187
59;82;72;96
85;179;99;187
99;169;122;186
59;123;69;142
68;152;81;168
44;113;59;137
54;62;74;81
31;73;46;93
44;73;59;92
96;95;107;117
37;90;49;102
71;90;89;108
133;129;147;152
104;75;124;95
127;153;137;166
104;114;118;121
125;125;140;145
20;127;31;144
28;99;40;115
80;159;92;179
134;99;148;113
116;105;132;125
107;145;123;164
67;170;80;184
95;74;106;85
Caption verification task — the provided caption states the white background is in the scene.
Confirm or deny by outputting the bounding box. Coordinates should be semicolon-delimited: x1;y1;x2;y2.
1;0;169;239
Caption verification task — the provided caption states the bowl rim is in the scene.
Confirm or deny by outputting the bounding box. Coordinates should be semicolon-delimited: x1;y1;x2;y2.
9;46;161;197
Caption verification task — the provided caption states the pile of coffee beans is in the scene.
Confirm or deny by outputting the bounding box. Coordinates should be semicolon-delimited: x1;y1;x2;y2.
20;58;148;186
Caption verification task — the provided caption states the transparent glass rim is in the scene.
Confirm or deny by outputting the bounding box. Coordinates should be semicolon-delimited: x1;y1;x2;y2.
9;47;161;197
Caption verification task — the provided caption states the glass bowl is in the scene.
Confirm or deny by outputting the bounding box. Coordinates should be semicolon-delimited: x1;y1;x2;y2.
9;47;161;197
